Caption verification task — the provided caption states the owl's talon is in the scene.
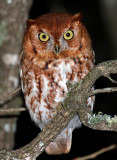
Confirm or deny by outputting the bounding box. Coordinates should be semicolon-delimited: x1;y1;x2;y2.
45;137;71;155
57;137;71;154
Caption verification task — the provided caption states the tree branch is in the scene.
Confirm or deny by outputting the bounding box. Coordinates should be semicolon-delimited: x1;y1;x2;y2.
0;60;117;159
73;144;117;160
89;87;117;96
0;87;21;105
0;107;26;115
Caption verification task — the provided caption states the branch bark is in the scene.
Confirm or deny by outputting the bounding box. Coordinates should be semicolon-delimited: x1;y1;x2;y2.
0;60;117;159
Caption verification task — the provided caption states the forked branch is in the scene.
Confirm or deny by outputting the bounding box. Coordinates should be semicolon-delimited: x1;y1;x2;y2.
0;60;117;159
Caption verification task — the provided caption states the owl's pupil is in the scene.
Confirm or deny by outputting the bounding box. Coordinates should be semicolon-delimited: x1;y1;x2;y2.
66;33;70;37
42;35;46;39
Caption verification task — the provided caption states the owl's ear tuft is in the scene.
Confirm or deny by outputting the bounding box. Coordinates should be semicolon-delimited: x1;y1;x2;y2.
26;19;35;28
72;13;82;22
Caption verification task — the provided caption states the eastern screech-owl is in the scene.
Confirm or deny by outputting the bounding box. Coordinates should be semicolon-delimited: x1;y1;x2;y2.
20;12;95;155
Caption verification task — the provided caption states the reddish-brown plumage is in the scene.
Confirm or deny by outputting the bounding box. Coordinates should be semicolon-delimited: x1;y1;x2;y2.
20;12;95;155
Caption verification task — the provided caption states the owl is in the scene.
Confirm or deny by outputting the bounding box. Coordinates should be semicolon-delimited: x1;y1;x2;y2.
20;12;95;155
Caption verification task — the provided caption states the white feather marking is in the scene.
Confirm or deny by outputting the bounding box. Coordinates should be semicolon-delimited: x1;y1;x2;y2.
41;75;51;97
54;60;72;93
20;68;22;77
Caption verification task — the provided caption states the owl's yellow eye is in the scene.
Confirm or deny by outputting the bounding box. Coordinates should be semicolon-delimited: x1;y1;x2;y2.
63;30;74;40
38;33;49;42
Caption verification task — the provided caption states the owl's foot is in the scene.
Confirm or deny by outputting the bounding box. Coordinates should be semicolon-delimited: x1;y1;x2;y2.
45;137;71;155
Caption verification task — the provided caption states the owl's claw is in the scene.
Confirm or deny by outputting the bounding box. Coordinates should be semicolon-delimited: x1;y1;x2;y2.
45;137;71;155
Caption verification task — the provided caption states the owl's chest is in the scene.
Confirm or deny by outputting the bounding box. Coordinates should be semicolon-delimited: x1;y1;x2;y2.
38;58;87;107
22;58;89;126
23;58;88;108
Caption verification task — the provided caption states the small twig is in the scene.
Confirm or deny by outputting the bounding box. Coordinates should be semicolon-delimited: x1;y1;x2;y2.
0;107;26;114
108;76;117;84
89;87;117;97
10;87;21;96
0;87;21;105
73;144;117;160
105;74;117;84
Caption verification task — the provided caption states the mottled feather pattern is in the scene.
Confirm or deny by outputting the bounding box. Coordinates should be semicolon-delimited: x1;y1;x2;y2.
20;56;94;128
20;12;95;154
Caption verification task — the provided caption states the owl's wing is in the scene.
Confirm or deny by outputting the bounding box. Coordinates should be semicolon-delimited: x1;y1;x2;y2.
20;51;24;65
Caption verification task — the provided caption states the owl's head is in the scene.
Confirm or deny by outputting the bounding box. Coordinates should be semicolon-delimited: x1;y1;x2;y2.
23;13;92;62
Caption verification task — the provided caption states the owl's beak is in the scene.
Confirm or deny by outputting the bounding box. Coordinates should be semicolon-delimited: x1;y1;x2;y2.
54;45;60;54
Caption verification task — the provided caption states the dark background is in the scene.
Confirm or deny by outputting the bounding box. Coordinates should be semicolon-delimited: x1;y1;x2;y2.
15;0;117;159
